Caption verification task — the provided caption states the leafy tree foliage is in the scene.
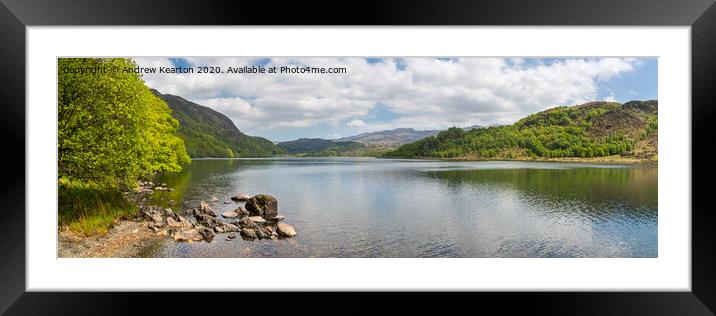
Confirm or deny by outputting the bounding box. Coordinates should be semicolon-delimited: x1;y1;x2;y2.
58;58;190;187
384;101;656;160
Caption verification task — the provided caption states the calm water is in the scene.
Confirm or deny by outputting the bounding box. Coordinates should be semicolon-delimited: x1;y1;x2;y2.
142;158;657;258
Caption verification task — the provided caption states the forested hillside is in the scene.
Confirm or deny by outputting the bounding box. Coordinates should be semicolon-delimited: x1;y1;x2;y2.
153;90;285;158
277;138;365;156
383;100;658;161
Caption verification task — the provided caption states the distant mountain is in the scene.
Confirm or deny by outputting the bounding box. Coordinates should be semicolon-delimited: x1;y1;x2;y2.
336;128;440;146
383;100;658;161
277;138;365;156
276;125;486;156
461;125;485;131
152;90;284;158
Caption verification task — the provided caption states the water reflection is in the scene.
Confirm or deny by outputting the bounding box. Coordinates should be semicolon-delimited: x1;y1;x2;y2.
145;158;657;258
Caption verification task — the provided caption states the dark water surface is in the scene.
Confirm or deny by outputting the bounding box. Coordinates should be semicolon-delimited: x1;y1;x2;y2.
144;158;657;258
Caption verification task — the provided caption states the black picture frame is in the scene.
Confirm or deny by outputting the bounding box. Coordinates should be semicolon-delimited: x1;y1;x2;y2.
1;0;714;314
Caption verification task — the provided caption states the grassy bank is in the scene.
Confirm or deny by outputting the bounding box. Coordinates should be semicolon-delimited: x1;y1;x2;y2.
58;178;138;236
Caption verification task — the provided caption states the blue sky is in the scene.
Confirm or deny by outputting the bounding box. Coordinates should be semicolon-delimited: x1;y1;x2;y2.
596;59;657;101
137;57;657;142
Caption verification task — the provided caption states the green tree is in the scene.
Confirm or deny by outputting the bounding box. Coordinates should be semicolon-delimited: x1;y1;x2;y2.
58;58;190;188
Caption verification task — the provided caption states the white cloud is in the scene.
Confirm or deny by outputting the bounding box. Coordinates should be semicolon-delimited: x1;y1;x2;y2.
346;119;366;127
134;57;640;139
603;95;618;102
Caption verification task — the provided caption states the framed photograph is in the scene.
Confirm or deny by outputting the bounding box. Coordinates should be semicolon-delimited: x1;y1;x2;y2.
2;0;715;314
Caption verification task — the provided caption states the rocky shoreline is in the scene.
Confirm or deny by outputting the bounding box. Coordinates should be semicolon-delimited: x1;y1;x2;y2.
59;181;297;258
58;220;162;258
137;181;296;243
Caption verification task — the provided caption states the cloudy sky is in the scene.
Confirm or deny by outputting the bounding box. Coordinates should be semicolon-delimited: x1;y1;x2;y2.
134;57;657;142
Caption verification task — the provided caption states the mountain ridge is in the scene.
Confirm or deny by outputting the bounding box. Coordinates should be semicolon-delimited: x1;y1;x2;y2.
335;128;440;146
152;89;284;158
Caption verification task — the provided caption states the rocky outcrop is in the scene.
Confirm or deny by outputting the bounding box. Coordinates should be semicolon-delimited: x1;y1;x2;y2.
136;188;295;244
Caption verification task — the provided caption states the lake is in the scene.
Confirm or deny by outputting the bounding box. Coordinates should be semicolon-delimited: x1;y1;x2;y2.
142;158;657;258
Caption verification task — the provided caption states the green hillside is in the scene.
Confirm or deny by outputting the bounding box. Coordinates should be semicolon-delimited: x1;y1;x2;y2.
152;90;284;158
383;100;658;161
277;138;365;156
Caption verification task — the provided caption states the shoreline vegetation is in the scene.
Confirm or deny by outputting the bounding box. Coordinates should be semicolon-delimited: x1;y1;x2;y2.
387;155;657;165
58;181;296;257
191;154;657;166
58;58;191;239
57;57;658;257
272;155;657;165
57;58;296;257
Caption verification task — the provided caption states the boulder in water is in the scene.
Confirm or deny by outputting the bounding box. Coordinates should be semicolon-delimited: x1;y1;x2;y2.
245;194;278;217
231;193;251;202
276;223;296;237
172;229;204;242
222;211;239;218
223;223;240;233
196;226;216;241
